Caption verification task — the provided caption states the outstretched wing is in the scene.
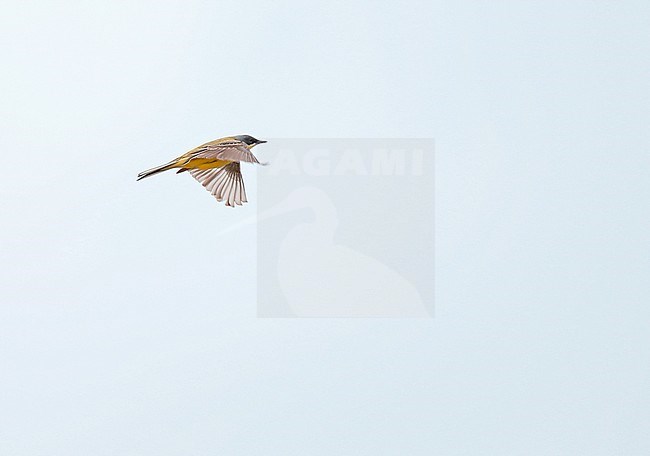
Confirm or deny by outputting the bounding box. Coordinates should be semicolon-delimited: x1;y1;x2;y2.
188;139;261;164
189;162;247;207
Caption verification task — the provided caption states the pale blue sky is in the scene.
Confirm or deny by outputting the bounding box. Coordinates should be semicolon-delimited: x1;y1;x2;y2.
1;1;649;454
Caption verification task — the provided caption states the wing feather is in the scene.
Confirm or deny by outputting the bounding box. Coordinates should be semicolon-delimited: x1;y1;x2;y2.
189;139;260;164
188;162;248;206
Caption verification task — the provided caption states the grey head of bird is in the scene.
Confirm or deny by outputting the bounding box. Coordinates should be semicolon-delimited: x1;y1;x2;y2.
234;135;267;147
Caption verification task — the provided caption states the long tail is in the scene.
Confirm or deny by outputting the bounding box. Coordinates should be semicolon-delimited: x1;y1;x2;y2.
136;161;176;181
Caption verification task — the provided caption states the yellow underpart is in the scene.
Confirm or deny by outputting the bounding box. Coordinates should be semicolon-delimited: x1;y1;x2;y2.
175;158;231;170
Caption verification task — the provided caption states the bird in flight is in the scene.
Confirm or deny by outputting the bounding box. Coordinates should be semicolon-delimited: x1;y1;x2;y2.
137;135;267;207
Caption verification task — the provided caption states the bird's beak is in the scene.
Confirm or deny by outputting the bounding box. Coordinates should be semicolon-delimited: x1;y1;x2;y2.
257;140;267;144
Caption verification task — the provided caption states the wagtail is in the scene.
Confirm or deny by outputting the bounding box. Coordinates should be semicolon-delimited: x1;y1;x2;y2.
137;135;266;207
